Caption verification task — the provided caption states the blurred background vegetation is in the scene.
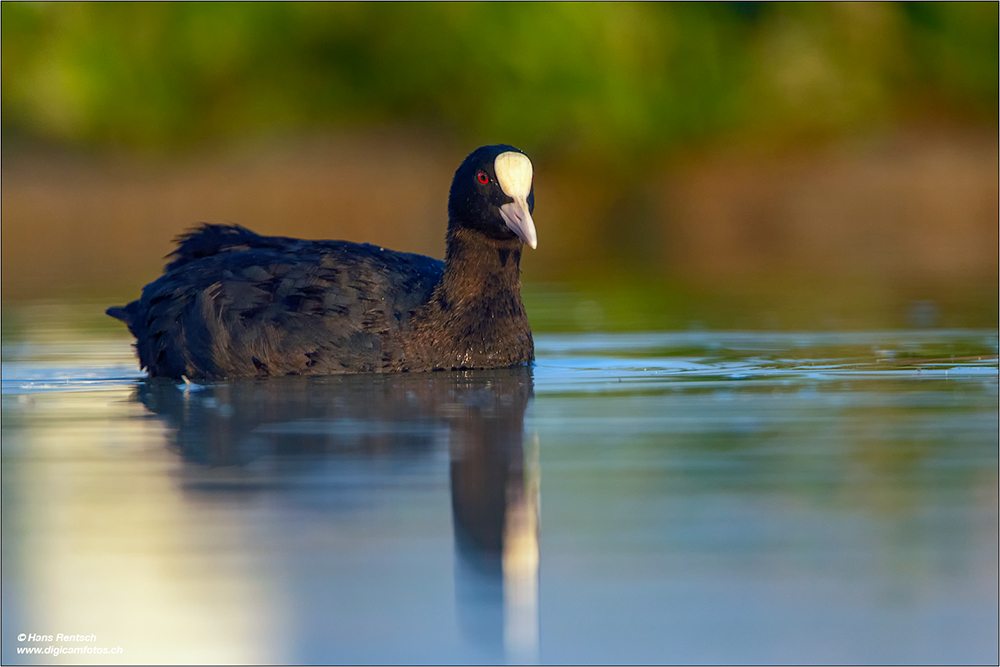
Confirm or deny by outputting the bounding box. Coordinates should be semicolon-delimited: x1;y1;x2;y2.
2;2;997;331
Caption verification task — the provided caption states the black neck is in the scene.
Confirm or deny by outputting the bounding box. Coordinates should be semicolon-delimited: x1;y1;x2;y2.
441;227;524;307
403;225;533;370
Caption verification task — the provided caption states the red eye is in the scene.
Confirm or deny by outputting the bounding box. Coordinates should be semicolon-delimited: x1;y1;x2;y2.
477;171;489;185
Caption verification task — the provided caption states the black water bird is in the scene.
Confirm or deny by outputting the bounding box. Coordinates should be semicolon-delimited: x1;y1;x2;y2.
107;144;537;379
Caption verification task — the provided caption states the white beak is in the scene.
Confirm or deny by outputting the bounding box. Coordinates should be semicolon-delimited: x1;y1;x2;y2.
499;198;537;249
494;151;537;250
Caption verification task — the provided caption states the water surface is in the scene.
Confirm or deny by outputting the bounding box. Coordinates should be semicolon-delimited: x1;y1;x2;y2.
2;305;997;664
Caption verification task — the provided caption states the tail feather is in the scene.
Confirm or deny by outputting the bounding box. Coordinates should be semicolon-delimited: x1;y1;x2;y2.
106;302;138;332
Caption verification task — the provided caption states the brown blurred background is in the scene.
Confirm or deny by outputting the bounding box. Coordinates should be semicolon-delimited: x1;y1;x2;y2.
2;3;997;330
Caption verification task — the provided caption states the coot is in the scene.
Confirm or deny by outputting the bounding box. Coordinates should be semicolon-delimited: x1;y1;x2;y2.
108;144;537;379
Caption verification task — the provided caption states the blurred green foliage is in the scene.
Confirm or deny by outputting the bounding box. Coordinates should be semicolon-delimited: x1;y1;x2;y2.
2;2;997;161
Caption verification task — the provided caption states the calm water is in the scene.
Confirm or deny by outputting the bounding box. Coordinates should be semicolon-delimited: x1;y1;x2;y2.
2;304;997;665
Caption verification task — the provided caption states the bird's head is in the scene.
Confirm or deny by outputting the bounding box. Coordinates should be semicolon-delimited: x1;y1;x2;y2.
448;144;536;250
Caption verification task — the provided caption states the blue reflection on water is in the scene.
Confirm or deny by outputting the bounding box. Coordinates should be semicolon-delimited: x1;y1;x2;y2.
1;325;997;664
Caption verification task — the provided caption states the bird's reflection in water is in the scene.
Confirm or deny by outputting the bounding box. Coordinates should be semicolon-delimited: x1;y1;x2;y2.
136;367;538;663
448;375;539;664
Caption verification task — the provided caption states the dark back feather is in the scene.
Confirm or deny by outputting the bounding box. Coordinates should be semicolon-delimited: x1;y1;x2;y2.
116;224;444;378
